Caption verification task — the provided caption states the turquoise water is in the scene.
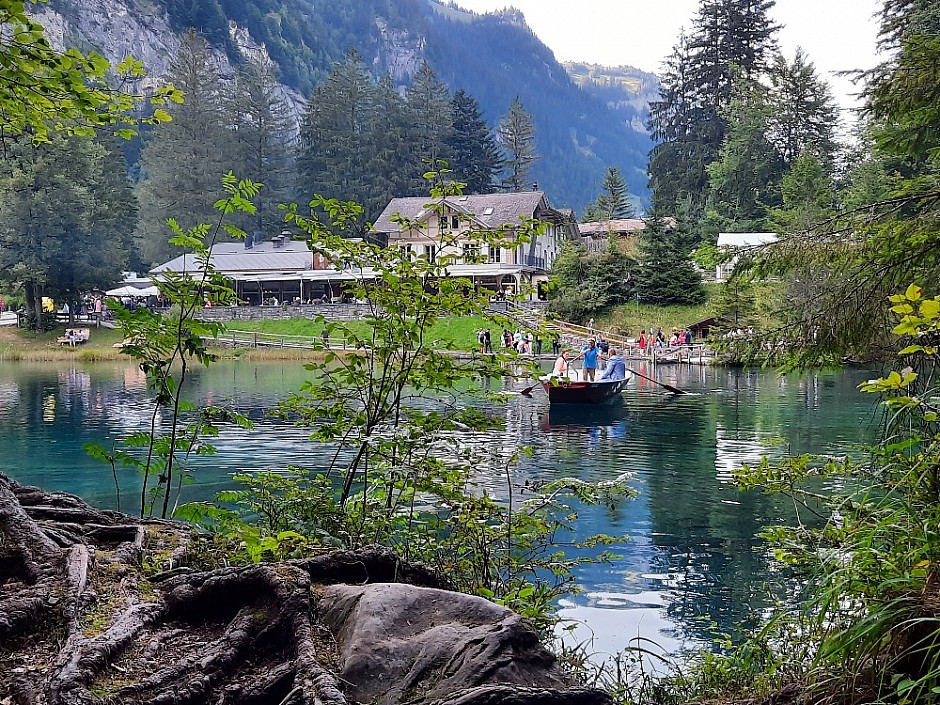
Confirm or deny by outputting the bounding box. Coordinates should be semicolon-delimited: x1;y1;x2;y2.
0;360;880;660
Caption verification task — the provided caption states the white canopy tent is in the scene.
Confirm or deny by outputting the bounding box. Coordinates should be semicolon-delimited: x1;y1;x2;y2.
105;285;161;297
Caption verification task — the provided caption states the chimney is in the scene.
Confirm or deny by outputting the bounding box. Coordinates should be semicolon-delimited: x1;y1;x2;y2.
532;182;539;191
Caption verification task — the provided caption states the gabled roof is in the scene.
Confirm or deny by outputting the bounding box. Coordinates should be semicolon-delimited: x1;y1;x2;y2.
579;219;648;236
372;191;552;233
151;240;312;275
716;232;777;248
579;218;678;237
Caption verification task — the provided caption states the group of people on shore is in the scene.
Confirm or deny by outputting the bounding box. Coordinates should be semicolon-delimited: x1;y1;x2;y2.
637;327;693;351
477;328;554;356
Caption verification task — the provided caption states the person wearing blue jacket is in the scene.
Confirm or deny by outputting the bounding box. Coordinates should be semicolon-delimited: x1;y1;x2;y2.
599;348;626;381
577;339;600;381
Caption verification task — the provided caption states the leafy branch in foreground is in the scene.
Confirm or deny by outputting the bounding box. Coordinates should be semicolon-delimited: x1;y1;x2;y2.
685;284;940;705
180;171;634;633
0;0;182;142
85;173;257;518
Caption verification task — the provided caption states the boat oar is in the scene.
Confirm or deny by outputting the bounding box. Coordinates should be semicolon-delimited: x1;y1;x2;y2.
626;367;686;395
519;381;539;396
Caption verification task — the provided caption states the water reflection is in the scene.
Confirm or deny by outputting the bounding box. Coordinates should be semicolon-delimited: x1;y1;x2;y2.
0;360;879;659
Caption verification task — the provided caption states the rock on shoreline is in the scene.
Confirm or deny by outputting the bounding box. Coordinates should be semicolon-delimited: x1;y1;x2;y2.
0;473;610;705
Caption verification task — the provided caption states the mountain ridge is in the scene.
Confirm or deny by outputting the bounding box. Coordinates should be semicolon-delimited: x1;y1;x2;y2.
35;0;656;213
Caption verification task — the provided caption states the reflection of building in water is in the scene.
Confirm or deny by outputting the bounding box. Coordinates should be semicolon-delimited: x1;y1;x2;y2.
714;427;771;483
42;392;56;423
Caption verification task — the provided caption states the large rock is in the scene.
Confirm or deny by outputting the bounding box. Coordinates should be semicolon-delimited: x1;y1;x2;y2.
320;583;570;704
0;473;610;705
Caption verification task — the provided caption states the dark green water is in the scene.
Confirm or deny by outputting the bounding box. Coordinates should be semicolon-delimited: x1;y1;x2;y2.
0;360;880;660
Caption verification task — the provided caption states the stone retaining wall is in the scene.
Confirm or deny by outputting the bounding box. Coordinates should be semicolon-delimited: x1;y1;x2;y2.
194;303;373;323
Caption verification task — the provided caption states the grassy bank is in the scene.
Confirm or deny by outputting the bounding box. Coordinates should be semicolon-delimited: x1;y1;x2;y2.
0;325;127;361
0;315;503;361
227;315;498;352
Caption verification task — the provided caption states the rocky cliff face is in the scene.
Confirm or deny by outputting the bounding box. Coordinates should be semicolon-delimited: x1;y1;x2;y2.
31;0;311;128
28;0;656;211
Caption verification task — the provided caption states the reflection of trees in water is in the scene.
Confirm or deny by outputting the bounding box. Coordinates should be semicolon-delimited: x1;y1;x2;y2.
640;367;875;646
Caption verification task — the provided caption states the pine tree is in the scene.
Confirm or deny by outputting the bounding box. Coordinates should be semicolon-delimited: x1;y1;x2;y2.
297;51;376;213
497;97;539;192
135;29;235;266
447;89;500;194
404;62;453;194
635;212;704;305
229;55;297;238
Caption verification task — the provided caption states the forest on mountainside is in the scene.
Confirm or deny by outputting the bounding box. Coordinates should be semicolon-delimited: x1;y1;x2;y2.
147;0;654;212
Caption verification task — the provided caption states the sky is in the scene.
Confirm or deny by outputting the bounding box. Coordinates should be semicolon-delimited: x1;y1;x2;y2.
453;0;884;115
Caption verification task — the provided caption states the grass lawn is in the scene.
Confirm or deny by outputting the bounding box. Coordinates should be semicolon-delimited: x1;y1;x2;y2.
0;324;126;361
227;315;498;352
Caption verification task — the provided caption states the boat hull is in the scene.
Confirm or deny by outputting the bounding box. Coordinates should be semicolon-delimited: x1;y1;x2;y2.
541;377;628;405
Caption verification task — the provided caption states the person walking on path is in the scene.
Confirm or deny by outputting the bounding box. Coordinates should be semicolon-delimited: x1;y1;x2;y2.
588;317;595;335
599;347;626;381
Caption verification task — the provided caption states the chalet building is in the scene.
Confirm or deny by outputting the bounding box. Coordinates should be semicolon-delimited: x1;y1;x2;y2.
579;218;649;253
151;192;577;304
372;191;576;299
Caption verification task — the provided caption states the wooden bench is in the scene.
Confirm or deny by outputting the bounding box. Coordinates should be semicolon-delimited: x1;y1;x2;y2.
57;328;90;346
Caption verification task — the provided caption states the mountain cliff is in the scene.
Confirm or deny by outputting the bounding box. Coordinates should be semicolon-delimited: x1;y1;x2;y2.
32;0;655;213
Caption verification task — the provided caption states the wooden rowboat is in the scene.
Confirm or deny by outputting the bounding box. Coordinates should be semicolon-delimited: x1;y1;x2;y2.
540;376;630;405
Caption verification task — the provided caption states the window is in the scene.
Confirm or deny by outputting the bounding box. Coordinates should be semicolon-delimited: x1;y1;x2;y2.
462;243;480;263
400;244;413;260
488;246;501;263
451;215;460;229
424;244;437;263
439;216;448;232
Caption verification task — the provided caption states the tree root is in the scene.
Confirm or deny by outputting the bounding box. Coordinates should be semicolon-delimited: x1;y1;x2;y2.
0;473;609;705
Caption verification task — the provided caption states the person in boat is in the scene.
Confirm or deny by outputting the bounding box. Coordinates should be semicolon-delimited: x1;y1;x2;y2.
578;338;600;381
552;349;572;378
599;347;626;381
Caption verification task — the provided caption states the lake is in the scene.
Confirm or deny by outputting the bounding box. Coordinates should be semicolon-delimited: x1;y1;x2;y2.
0;359;881;662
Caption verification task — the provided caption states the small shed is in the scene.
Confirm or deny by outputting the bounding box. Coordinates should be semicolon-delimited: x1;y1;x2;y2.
687;316;734;340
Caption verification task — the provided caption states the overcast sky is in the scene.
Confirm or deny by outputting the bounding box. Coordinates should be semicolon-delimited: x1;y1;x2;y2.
453;1;884;114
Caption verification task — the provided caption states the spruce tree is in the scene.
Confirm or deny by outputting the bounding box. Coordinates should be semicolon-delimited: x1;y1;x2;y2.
135;29;235;266
0;134;134;328
585;167;635;221
404;62;453;194
706;82;784;229
649;0;780;214
229;56;297;238
635;212;704;306
297;52;376;212
767;50;839;169
497;97;539;192
367;74;415;220
447;89;500;194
